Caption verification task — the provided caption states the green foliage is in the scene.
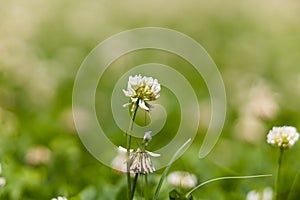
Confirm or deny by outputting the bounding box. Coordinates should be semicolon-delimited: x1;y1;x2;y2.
169;189;192;200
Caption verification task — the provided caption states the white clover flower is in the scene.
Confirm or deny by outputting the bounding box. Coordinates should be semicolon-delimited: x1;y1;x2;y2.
267;126;299;148
246;190;260;200
123;74;161;111
0;177;6;187
246;187;273;200
51;196;67;200
129;148;160;174
167;171;197;189
262;187;273;200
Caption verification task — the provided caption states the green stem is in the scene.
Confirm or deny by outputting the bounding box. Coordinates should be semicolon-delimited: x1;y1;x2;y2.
185;174;272;198
287;168;300;200
126;136;132;200
130;173;139;200
275;148;284;200
126;102;139;200
144;174;148;200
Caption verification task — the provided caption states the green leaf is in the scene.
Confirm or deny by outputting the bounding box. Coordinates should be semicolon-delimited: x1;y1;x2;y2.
169;189;192;200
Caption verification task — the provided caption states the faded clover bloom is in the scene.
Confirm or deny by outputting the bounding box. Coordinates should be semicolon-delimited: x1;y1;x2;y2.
167;171;197;189
123;74;161;111
114;146;159;174
129;148;160;174
267;126;299;148
51;196;67;200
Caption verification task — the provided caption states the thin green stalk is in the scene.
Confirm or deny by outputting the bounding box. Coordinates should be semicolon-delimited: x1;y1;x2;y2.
130;173;139;200
144;174;148;200
126;136;132;199
185;174;272;198
126;103;139;199
287;168;300;200
275;148;284;200
153;138;192;200
143;110;148;200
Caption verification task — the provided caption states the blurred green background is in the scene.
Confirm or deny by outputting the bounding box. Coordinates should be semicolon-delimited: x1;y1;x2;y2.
1;0;300;199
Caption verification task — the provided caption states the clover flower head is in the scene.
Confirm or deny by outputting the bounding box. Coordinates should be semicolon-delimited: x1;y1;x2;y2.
123;74;161;111
267;126;299;148
167;171;197;189
129;148;160;174
51;196;67;200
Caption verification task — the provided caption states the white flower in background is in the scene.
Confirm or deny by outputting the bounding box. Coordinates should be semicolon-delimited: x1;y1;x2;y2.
51;196;67;200
246;190;260;200
123;74;161;111
25;146;51;166
234;115;266;143
129;148;160;174
0;163;6;187
167;171;197;189
262;188;273;200
0;177;6;187
267;126;299;148
246;187;273;200
245;83;279;120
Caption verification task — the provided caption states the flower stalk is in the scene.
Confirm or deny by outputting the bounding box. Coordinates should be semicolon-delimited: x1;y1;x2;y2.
130;173;139;200
126;103;139;199
274;147;284;200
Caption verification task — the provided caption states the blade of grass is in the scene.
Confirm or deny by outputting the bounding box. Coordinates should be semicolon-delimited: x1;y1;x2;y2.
287;168;300;200
185;174;272;198
153;138;192;200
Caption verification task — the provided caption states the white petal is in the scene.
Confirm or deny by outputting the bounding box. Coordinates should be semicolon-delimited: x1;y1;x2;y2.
139;100;149;111
131;97;138;103
118;146;133;153
118;146;127;152
122;89;131;97
123;103;131;107
147;151;160;157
